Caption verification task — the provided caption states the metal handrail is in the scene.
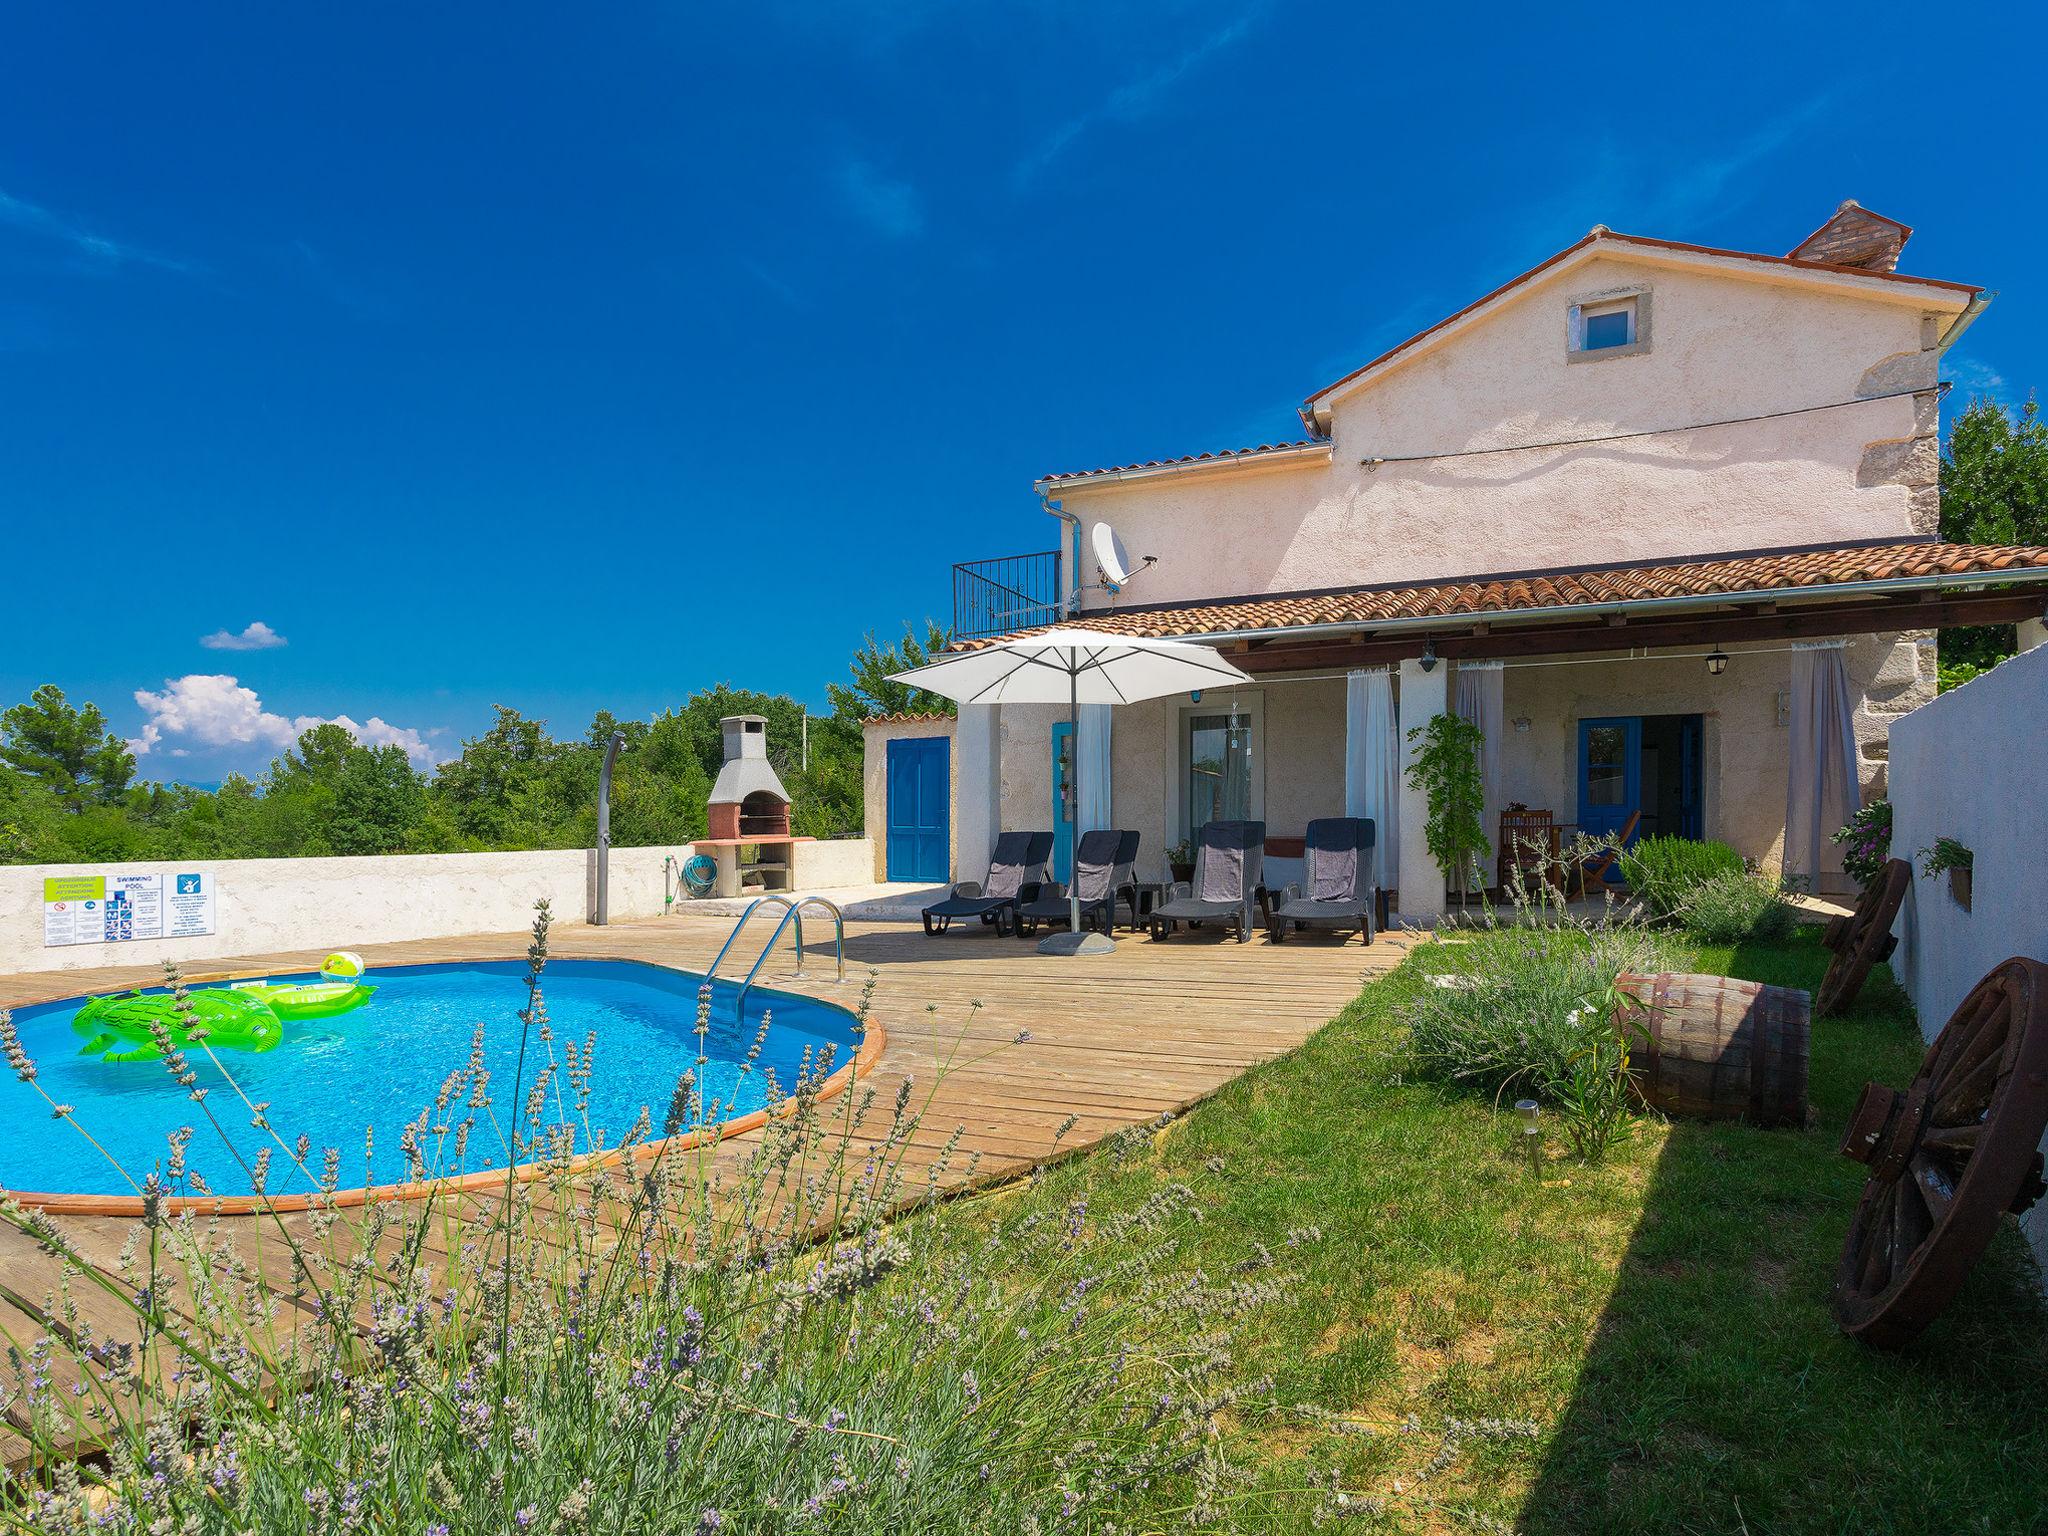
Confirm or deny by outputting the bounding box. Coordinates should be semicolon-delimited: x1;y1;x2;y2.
734;897;847;1016
711;894;849;1018
791;896;845;984
706;895;803;984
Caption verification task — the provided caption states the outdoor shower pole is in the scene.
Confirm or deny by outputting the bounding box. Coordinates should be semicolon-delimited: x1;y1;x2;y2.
595;730;626;925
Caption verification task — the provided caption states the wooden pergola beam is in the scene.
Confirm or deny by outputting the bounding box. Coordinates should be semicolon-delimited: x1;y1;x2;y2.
1229;590;2048;674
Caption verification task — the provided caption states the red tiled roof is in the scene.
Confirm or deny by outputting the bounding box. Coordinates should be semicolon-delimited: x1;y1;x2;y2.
1036;438;1330;488
862;711;954;727
950;542;2048;649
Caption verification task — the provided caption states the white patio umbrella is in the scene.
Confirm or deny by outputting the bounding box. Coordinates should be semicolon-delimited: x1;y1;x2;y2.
889;628;1254;956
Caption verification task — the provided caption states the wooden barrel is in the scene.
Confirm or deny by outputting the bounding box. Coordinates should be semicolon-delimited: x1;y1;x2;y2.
1617;971;1811;1128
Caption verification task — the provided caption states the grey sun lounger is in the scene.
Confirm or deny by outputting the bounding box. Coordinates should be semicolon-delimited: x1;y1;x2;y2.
921;831;1053;937
1148;820;1265;943
1015;829;1140;937
1264;817;1377;944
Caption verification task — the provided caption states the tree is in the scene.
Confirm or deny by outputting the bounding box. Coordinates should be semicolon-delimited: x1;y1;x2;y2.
432;707;566;844
327;743;430;855
1938;395;2048;680
0;684;135;808
826;623;956;723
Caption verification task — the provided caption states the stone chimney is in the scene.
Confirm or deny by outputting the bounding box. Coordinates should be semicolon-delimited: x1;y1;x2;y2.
1788;200;1911;274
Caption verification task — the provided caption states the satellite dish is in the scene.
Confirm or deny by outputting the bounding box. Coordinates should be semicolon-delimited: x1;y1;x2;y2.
1091;521;1135;592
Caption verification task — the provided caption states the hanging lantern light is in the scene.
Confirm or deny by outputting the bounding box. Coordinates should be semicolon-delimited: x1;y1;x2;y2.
1705;648;1729;676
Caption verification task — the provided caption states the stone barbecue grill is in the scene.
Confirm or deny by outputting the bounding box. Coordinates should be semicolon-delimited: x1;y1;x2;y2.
700;715;801;895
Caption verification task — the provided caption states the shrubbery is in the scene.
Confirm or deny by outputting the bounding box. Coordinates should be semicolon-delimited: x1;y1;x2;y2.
1615;835;1744;921
1403;910;1685;1160
1675;869;1799;945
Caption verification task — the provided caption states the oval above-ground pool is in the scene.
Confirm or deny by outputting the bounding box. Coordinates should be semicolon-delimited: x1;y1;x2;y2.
1;958;871;1209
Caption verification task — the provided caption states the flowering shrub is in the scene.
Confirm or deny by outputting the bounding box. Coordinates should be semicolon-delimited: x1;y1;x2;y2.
1831;800;1893;892
0;901;1320;1532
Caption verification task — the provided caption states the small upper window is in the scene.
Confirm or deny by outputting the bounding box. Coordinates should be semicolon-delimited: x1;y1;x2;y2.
1568;293;1646;360
1582;302;1633;349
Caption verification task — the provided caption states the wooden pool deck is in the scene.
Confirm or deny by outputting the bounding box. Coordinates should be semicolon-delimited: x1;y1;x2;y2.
0;912;1412;1466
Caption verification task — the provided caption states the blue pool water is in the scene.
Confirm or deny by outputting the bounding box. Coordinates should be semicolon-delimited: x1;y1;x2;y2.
2;959;860;1199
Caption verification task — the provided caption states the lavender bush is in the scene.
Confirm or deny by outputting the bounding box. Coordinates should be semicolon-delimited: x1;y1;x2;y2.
1405;853;1685;1159
0;901;1316;1532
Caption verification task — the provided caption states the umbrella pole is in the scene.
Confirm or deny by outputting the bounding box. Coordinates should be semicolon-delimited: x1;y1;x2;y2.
1068;665;1083;938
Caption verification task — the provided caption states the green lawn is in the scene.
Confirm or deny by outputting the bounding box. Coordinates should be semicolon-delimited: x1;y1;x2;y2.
955;926;2048;1533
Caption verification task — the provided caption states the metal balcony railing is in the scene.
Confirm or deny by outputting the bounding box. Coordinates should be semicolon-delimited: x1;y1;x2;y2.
952;550;1063;641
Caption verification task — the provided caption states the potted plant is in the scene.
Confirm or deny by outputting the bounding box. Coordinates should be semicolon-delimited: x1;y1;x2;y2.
1919;836;1974;911
1404;713;1492;901
1166;839;1195;885
1831;799;1892;894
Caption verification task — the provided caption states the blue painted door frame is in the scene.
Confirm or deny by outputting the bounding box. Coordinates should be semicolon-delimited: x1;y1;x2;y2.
1577;717;1641;882
1050;722;1074;882
885;737;951;883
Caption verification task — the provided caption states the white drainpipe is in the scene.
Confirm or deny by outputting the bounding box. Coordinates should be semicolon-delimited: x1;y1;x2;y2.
1041;494;1081;617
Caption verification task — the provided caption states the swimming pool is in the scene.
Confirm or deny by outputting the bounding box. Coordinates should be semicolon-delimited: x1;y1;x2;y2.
1;958;869;1207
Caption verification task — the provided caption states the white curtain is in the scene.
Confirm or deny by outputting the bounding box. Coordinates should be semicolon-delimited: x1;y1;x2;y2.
1454;660;1504;892
1076;702;1114;835
1345;668;1399;892
1786;641;1860;892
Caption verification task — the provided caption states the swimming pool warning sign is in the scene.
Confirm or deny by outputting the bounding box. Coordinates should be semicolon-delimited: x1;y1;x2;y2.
42;871;216;948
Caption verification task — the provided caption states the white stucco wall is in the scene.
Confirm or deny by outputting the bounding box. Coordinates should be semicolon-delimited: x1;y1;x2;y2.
1888;646;2048;1267
0;847;684;977
789;838;876;889
1058;253;1950;610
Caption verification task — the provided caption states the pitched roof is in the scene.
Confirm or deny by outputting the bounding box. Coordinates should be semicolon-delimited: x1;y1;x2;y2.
1300;227;1980;419
950;542;2048;649
1036;438;1331;491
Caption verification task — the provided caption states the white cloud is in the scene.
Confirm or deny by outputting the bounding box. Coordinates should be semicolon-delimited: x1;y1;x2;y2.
0;186;194;273
127;674;444;768
1941;354;2008;403
1014;7;1265;186
200;620;288;651
836;157;924;239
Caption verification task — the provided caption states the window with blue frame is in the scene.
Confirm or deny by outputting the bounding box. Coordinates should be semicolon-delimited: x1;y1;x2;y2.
1571;294;1640;355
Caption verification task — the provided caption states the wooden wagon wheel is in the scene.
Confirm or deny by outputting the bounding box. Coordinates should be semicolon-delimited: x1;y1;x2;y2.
1815;858;1911;1017
1833;957;2048;1348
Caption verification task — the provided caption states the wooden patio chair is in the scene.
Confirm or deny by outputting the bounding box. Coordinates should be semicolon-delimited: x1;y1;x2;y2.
1574;809;1641;896
1496;808;1556;893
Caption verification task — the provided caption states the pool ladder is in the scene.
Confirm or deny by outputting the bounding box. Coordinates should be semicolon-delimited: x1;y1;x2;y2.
706;894;846;1015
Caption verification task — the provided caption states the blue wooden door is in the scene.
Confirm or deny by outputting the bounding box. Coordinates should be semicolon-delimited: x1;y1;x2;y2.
1677;715;1703;840
1577;717;1642;882
1050;722;1074;882
885;737;950;882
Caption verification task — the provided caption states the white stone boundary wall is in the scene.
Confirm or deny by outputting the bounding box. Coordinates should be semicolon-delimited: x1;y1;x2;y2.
1;840;873;977
1889;642;2048;1268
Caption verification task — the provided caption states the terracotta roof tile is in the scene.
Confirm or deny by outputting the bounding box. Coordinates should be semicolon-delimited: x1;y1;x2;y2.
950;543;2048;649
862;712;955;726
1038;439;1328;487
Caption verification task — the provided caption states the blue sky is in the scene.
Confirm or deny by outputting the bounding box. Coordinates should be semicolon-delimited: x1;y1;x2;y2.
2;1;2038;781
